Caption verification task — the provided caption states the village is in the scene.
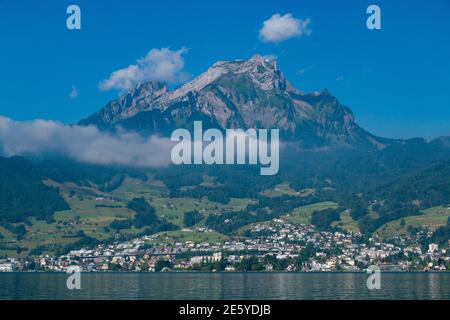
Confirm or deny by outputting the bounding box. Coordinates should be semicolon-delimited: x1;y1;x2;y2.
1;218;448;273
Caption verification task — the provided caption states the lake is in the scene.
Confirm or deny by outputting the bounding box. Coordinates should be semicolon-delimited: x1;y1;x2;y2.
0;272;449;300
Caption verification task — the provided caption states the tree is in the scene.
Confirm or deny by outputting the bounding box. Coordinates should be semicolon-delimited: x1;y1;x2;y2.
155;259;172;272
183;210;203;227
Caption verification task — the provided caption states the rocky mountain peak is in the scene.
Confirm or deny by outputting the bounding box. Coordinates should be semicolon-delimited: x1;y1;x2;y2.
166;55;281;101
132;81;168;98
80;55;388;149
79;80;168;128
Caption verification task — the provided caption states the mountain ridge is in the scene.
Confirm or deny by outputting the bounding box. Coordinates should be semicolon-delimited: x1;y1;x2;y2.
80;55;392;149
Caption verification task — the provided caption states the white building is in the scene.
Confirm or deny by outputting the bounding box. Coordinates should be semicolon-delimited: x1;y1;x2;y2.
0;263;14;272
212;252;222;262
428;243;439;253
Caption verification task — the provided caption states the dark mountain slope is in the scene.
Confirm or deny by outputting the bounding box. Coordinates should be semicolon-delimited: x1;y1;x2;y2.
0;157;69;223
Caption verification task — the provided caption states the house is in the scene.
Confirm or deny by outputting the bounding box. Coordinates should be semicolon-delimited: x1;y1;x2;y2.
225;265;235;272
190;256;205;264
428;243;439;253
0;263;14;272
265;264;273;271
212;252;222;262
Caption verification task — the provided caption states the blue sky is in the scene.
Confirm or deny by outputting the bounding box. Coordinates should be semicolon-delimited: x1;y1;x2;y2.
0;0;449;139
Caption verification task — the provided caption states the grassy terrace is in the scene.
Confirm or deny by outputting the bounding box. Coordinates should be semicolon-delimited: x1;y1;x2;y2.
376;206;450;238
333;211;360;233
259;183;315;198
283;201;339;225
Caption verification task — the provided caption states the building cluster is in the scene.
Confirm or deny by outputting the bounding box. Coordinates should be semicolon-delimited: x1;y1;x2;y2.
1;219;449;272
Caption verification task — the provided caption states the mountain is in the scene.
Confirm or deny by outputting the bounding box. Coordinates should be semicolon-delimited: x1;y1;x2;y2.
80;55;390;149
0;156;69;223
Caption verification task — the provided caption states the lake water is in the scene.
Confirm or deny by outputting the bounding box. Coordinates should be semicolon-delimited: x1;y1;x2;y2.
0;272;449;300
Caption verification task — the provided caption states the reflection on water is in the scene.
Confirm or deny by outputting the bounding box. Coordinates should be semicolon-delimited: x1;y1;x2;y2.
0;273;449;300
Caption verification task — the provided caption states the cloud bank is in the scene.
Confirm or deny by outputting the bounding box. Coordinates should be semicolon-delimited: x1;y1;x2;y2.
259;13;311;43
99;47;189;92
0;117;172;168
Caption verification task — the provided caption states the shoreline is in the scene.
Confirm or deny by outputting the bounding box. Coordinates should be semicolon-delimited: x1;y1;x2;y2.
2;270;449;274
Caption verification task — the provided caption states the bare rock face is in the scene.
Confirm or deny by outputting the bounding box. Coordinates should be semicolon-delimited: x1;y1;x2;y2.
80;55;388;149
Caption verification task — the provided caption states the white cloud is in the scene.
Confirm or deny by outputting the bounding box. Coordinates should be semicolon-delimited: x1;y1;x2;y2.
259;13;311;43
0;117;172;168
99;47;189;92
336;76;344;81
69;86;78;99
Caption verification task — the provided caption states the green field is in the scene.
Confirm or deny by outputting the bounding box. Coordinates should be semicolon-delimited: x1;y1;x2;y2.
111;176;169;200
149;197;252;226
376;206;450;238
283;201;338;224
332;211;360;233
260;183;315;198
